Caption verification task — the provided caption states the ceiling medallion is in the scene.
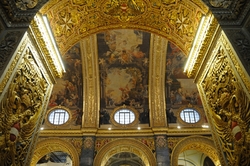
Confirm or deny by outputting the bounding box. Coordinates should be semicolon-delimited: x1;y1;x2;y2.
103;0;146;22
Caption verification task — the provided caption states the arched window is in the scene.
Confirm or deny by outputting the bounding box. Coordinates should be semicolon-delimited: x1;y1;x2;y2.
48;108;70;125
114;108;135;125
180;108;200;123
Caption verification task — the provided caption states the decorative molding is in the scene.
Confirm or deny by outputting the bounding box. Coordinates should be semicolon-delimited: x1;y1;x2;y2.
31;138;80;166
93;138;156;166
0;32;26;95
81;35;100;128
149;34;168;127
40;0;208;56
186;12;220;78
29;14;64;78
171;136;220;166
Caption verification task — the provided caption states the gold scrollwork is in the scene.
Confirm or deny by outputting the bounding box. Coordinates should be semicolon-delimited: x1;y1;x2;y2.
31;138;79;166
93;138;156;166
0;48;48;166
200;42;250;165
40;0;208;56
171;136;220;166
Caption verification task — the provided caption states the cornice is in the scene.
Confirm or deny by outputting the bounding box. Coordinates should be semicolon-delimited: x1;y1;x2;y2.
29;14;64;78
39;128;211;137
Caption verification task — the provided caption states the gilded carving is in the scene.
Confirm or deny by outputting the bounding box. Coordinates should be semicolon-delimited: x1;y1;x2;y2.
81;36;100;128
201;46;250;165
0;48;48;166
94;138;156;166
186;13;220;78
103;0;146;22
219;32;250;93
29;14;64;78
149;34;167;127
31;138;79;166
40;0;208;56
0;34;27;95
171;136;220;166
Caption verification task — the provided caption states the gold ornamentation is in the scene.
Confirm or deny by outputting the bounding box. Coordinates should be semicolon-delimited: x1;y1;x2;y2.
103;0;146;22
155;136;167;148
81;35;100;128
171;136;220;166
149;34;167;127
199;42;250;165
31;138;79;166
0;34;27;95
94;138;156;166
29;14;64;78
83;137;94;149
40;0;208;56
185;12;220;78
0;48;48;166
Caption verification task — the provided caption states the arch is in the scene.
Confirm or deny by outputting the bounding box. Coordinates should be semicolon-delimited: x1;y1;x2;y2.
39;0;209;55
171;135;221;166
31;138;79;166
94;138;156;166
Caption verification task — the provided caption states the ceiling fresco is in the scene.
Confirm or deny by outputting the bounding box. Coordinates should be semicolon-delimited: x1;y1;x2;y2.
45;29;207;127
98;29;150;125
48;43;83;126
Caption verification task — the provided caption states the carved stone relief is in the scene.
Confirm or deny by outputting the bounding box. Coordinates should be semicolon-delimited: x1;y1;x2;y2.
0;48;48;166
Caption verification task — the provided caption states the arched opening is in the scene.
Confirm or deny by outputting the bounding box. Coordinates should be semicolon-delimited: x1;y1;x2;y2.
93;138;156;166
31;138;79;166
171;136;220;166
